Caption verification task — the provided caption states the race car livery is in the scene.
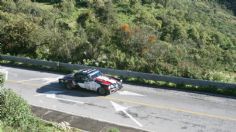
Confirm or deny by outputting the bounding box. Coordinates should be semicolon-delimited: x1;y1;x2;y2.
59;69;122;95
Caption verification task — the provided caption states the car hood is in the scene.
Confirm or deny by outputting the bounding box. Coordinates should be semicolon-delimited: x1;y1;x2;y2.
95;75;117;85
63;74;73;79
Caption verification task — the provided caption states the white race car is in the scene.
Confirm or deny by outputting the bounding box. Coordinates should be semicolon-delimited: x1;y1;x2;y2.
59;69;122;95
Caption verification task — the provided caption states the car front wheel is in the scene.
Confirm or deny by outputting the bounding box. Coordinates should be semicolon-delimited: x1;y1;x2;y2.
65;82;74;90
98;88;108;95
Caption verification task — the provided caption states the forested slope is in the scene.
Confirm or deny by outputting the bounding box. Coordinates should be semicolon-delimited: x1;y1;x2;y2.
0;0;235;82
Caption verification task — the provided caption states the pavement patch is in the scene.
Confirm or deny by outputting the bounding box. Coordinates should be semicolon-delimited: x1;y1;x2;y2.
31;105;147;132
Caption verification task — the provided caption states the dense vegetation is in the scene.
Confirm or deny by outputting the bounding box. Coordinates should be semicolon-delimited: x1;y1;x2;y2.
0;88;81;131
0;73;4;88
0;75;78;131
0;0;235;82
0;73;79;131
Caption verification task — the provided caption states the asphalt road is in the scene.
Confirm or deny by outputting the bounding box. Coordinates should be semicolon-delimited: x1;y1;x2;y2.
1;65;236;132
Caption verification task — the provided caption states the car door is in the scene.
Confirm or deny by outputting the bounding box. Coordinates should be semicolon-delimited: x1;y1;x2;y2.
84;77;91;90
74;73;86;88
85;80;100;91
74;74;99;91
78;76;94;91
82;77;98;91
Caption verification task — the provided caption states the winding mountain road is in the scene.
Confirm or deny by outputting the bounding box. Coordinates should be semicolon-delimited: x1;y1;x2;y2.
1;65;236;132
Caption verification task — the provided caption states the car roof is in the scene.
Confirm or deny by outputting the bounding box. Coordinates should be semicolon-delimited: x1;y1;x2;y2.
78;69;99;75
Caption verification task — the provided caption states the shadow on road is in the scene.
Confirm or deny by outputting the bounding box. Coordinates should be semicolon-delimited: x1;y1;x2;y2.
36;82;100;97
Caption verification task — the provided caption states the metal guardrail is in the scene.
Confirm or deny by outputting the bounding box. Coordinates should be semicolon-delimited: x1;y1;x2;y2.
1;55;236;89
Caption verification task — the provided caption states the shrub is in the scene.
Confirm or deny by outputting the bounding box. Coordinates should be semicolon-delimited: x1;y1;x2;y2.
0;73;5;88
204;71;235;83
56;0;75;16
0;88;32;128
108;128;120;132
0;0;235;83
0;20;38;56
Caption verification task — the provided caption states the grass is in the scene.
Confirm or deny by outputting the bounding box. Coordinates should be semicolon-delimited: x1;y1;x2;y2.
108;128;120;132
36;2;54;10
0;112;81;132
0;88;81;132
1;60;236;97
1;120;58;132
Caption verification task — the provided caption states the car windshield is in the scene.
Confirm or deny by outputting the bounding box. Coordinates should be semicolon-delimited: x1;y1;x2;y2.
89;70;102;79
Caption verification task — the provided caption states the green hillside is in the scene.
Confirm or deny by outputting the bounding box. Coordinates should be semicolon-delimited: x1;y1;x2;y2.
0;0;235;82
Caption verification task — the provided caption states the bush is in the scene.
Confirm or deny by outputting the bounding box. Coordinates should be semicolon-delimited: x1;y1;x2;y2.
108;128;120;132
0;73;5;88
0;0;235;83
0;88;32;128
0;88;73;131
204;71;235;83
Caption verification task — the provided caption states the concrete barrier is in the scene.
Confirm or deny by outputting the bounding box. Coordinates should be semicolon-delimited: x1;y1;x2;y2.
1;55;236;89
1;55;58;68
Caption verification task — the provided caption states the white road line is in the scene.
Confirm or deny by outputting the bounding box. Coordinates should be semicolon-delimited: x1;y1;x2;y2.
18;78;44;82
117;91;145;96
18;76;63;84
36;90;84;104
110;101;143;127
51;96;84;104
123;110;143;127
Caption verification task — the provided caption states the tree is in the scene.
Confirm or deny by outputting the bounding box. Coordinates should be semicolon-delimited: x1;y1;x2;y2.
0;20;37;56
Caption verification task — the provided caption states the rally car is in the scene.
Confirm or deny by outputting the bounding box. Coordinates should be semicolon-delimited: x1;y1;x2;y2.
59;69;122;95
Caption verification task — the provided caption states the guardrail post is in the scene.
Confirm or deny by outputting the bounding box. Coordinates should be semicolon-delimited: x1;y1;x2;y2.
56;61;60;70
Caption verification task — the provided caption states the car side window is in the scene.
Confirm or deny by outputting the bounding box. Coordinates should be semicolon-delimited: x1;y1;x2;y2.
82;74;92;82
74;73;91;83
74;73;83;83
83;76;91;82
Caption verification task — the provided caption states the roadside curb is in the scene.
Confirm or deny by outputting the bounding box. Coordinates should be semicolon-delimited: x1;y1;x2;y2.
31;105;148;132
